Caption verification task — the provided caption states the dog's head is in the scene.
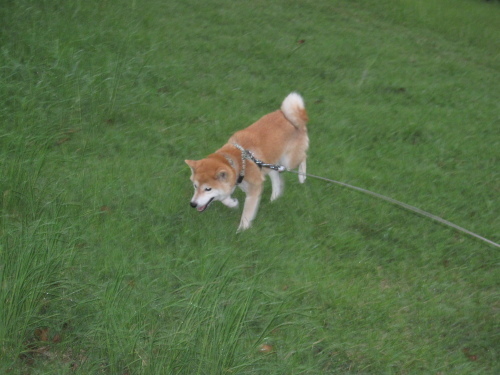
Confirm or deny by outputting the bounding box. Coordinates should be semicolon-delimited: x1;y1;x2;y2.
185;158;235;212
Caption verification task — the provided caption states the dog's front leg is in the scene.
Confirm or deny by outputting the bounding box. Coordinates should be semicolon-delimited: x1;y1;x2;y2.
221;196;239;208
237;185;263;232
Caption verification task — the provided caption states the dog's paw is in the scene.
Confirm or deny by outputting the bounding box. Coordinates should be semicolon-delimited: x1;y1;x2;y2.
237;219;251;232
299;173;306;183
222;197;239;208
270;191;282;202
236;224;249;233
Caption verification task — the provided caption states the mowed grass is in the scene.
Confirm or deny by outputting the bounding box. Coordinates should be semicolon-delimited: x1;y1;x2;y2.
1;0;499;373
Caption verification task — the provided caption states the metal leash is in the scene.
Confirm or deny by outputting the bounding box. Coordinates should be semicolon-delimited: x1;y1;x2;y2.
283;168;500;248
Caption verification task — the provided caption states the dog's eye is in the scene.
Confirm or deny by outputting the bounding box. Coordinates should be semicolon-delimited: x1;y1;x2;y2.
193;184;197;189
205;187;212;192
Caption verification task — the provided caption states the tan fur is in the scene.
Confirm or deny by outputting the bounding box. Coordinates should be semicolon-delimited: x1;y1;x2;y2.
185;92;309;232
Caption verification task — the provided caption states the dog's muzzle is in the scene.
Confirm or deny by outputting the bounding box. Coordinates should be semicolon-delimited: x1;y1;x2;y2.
190;198;214;212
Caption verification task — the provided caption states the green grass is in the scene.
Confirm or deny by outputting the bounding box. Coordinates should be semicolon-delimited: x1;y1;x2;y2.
1;0;499;373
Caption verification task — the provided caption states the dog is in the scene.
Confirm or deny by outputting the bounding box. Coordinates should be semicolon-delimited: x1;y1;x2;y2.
185;92;309;232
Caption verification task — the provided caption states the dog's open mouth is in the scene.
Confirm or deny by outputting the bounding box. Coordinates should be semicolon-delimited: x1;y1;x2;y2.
197;198;214;212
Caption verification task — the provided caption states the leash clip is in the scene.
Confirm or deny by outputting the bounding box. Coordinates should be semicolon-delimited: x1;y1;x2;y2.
262;163;286;172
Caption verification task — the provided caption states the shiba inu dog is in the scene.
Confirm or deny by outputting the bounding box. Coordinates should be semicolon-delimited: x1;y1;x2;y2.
185;92;308;232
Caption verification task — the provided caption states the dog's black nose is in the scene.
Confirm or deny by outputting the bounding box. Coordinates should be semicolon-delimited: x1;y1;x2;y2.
190;202;197;208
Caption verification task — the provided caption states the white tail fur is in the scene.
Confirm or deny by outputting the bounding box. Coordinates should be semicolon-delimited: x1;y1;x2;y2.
281;92;308;129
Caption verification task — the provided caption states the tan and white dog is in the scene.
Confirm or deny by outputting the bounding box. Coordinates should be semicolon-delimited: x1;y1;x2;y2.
185;92;309;232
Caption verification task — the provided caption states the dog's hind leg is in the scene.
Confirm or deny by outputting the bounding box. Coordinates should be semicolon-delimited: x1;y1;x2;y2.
269;170;284;201
298;159;306;183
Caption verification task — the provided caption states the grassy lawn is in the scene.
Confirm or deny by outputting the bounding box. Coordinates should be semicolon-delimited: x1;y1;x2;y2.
1;0;498;373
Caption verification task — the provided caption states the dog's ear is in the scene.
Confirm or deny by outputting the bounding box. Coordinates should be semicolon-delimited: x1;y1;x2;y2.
216;169;228;181
185;160;197;173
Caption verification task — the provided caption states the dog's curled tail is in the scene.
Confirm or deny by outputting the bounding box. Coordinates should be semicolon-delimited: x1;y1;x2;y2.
281;92;308;130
